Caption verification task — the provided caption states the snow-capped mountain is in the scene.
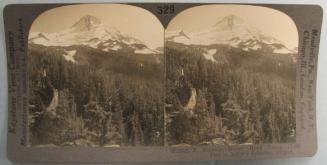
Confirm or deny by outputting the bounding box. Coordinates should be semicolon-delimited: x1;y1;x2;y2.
166;15;296;54
29;15;158;54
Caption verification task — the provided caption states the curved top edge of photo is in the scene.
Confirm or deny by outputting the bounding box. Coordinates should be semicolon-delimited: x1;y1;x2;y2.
166;4;299;55
28;4;164;52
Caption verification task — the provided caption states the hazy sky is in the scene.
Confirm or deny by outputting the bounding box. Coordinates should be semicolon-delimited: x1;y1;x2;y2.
167;5;299;49
31;4;298;49
30;4;164;49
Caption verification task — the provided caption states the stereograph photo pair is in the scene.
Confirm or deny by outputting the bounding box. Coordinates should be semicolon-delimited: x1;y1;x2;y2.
3;2;323;162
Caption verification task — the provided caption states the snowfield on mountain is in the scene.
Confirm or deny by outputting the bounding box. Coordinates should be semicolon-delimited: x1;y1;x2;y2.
166;15;297;55
29;15;159;55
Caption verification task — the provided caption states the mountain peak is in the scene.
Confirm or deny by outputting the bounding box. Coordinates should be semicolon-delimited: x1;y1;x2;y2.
179;30;190;39
72;15;101;31
213;14;245;31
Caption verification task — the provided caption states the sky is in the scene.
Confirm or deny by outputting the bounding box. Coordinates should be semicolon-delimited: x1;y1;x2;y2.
30;4;299;50
29;4;164;49
167;5;299;49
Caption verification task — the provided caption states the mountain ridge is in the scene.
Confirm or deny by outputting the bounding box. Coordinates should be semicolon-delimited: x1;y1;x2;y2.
29;15;159;55
166;14;296;55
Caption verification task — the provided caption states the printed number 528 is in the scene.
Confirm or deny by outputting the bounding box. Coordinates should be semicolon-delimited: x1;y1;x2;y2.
157;5;175;14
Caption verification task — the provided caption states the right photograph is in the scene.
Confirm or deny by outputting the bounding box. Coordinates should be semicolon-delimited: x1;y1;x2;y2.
165;5;298;146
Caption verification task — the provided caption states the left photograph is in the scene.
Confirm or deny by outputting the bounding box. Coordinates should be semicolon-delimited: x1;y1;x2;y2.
27;4;165;147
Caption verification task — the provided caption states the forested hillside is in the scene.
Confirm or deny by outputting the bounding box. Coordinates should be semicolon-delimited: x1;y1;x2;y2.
28;44;164;146
165;42;296;145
